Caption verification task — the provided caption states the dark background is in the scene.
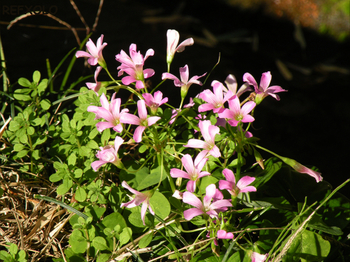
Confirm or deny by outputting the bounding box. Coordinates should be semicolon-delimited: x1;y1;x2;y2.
1;0;349;195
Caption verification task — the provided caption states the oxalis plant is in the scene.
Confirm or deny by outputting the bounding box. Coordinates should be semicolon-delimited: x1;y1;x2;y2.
2;29;350;262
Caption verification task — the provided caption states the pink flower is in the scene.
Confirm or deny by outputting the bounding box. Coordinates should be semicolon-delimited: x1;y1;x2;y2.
251;252;268;262
142;91;168;114
172;190;183;200
169;109;178;125
213;74;252;97
243;71;287;104
115;44;155;89
170;154;210;193
86;66;102;94
162;65;206;98
183;184;232;220
218;95;256;126
91;136;124;171
120;100;160;143
76;34;107;67
166;29;194;64
185;120;221;158
184;97;195;108
87;93;129;133
219;169;256;196
281;157;323;182
120;181;154;225
198;81;234;114
217;230;234;239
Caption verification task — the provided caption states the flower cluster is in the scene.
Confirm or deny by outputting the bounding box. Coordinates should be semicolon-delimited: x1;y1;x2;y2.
75;28;323;256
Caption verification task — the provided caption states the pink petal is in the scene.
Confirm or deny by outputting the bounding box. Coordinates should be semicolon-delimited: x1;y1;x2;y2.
141;201;148;225
198;103;215;113
91;160;107;171
217;230;234;239
135;80;145;89
203;184;216;207
209;146;221;158
143;68;155;79
176;38;194;53
170;169;190;179
114;136;124;152
133;126;146;143
251;252;268;262
183;191;203;210
186;180;196;193
184;208;204;221
237;176;256;191
185;139;207;149
219;180;233;191
96;122;115;132
147;116;161;126
181;154;195;174
75;50;91;59
242;72;258;91
137;100;147;120
162;73;182;87
210;199;233;210
120;113;140;125
260;71;272;91
121;181;141;196
122;76;137;85
179;65;189;83
240;101;256;116
222;169;236;184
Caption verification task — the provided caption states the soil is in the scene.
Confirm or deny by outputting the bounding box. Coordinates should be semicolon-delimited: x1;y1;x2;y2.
1;0;350;196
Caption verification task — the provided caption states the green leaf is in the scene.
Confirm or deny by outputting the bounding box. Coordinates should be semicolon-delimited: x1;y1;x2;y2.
9;243;18;255
37;79;48;95
136;166;167;191
149;191;170;220
16;149;29;158
17;250;27;261
69;230;88;253
33;136;47;147
14;143;26;152
283;229;331;262
74;169;83;179
139;144;148;153
67;153;77;166
199;175;219;193
139;233;153;249
128;209;152;228
40;99;51;110
75;187;87;202
88;128;99;139
101;212;127;231
18;77;32;87
33;70;41;83
87;140;99;149
13;93;32;101
96;253;111;262
31;117;43;126
9;119;23;132
101;128;111;145
32;149;40;160
57;178;73;195
27;126;35;136
92;236;110;251
119;227;132;246
0;250;12;260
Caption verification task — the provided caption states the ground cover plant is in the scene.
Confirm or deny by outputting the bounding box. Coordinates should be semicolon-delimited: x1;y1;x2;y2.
0;3;350;262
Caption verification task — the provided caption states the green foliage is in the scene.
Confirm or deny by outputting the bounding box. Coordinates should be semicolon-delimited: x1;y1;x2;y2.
0;243;27;262
2;32;349;262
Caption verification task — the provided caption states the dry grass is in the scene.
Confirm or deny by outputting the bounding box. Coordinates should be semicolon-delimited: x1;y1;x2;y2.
0;168;74;261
